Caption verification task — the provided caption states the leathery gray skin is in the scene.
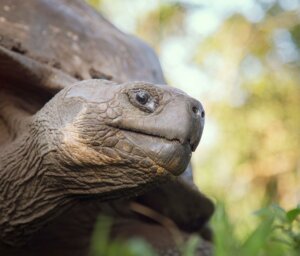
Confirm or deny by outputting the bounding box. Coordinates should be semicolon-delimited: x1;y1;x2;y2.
0;79;204;246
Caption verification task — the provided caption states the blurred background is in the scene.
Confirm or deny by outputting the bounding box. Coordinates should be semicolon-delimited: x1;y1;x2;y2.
87;0;299;243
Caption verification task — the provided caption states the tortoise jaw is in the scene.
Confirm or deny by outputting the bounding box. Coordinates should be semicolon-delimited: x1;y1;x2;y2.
117;127;192;176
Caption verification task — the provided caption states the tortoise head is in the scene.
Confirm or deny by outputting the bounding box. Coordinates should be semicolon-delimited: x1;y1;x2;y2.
36;79;205;197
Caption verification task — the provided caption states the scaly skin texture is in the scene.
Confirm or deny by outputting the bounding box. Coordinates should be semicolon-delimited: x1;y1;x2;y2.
0;79;204;246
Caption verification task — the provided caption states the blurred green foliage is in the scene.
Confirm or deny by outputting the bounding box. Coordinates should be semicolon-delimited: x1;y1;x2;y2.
89;216;201;256
89;205;300;256
86;0;299;254
213;204;300;256
89;216;157;256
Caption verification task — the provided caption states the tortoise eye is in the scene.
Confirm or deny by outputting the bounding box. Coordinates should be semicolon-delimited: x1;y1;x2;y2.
128;89;158;113
135;91;150;105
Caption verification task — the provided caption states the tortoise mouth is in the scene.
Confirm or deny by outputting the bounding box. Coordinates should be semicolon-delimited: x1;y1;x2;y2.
109;124;183;145
109;125;191;176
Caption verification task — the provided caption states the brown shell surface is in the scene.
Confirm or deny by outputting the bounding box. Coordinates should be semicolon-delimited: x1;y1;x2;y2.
0;0;165;94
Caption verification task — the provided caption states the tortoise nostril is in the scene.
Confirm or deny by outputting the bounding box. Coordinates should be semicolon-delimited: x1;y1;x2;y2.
190;141;196;151
191;105;205;119
192;106;199;115
201;110;205;118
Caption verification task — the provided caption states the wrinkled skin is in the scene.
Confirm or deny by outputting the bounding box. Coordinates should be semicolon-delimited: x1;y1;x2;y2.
0;79;204;246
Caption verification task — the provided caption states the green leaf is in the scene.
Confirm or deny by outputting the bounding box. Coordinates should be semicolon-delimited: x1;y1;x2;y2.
255;205;286;221
89;215;112;256
182;235;201;256
271;205;288;221
212;203;239;256
286;208;300;223
126;238;157;256
240;217;274;256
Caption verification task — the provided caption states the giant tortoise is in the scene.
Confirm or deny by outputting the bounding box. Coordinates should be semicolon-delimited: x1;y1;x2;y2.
0;1;214;255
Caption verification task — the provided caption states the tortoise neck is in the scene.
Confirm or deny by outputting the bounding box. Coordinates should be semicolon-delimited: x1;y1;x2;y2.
0;128;71;246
